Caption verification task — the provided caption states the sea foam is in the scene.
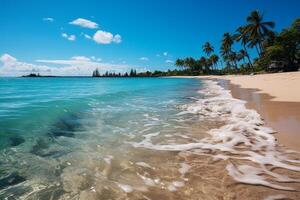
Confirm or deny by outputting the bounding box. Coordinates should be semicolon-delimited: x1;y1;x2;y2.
131;80;300;190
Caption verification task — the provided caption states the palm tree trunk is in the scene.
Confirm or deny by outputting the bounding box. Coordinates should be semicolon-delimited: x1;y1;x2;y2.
247;54;254;71
233;59;238;70
243;45;254;70
258;42;264;55
255;45;261;57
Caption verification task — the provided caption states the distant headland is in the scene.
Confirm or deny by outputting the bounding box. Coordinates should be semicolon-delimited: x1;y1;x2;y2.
22;73;56;78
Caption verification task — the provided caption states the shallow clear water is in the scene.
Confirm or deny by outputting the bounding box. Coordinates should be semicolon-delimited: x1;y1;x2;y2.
1;77;299;200
0;77;201;148
0;77;206;199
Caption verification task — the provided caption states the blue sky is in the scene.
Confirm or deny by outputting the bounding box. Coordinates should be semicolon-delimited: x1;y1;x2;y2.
0;0;299;76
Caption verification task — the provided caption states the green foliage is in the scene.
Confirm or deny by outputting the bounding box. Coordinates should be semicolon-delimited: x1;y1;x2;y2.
174;11;299;75
203;42;214;56
92;68;100;77
265;45;286;61
243;10;275;55
239;64;252;74
253;57;269;72
94;14;299;77
254;18;300;71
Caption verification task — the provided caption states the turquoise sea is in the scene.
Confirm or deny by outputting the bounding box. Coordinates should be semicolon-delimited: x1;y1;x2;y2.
1;77;299;199
0;77;205;199
0;77;201;149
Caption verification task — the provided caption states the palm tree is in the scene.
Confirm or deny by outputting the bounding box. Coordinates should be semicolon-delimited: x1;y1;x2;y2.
199;56;208;73
184;57;196;70
209;54;219;70
239;49;248;65
202;42;214;56
235;26;253;68
228;52;239;70
221;33;235;68
242;10;275;56
194;60;203;72
222;33;234;50
175;59;185;68
220;45;229;68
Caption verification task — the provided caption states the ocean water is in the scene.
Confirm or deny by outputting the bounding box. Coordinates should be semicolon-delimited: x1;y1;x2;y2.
0;77;299;199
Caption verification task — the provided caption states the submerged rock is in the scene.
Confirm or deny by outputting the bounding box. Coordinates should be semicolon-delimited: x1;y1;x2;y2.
27;186;65;200
0;172;26;190
30;138;50;156
30;138;66;159
9;136;25;147
49;113;82;138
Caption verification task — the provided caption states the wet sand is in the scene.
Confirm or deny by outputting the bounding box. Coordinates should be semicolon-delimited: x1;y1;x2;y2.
163;75;300;199
223;80;300;152
219;72;300;150
176;72;300;152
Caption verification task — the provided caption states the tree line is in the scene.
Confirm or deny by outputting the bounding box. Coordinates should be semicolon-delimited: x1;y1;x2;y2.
92;68;173;77
92;69;138;77
175;10;300;75
91;11;299;77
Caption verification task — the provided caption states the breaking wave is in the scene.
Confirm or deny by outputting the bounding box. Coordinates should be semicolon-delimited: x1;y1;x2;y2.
132;80;300;191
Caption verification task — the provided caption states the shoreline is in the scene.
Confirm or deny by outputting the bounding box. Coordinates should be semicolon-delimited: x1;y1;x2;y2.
223;80;300;151
1;76;300;199
173;72;300;151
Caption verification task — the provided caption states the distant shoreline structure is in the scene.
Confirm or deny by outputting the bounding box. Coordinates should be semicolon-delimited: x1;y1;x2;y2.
19;70;300;78
22;73;56;78
20;72;160;78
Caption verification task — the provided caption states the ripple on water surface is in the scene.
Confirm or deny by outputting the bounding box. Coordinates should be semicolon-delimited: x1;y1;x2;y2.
0;78;299;199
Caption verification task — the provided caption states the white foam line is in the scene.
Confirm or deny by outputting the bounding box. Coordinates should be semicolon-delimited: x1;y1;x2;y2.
226;163;294;191
117;183;133;193
130;80;300;191
263;194;286;200
136;162;155;169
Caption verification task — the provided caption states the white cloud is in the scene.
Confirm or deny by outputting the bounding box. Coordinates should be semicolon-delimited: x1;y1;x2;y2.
62;33;76;41
140;57;149;61
93;30;113;44
156;52;169;57
36;58;135;75
0;53;143;76
43;17;54;22
84;33;92;39
68;35;76;41
36;58;92;65
0;54;53;76
69;18;98;29
89;56;102;62
93;30;121;44
113;34;122;43
165;59;174;64
0;53;17;63
71;56;91;61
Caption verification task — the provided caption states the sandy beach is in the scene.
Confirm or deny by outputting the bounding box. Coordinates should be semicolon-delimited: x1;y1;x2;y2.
192;72;300;151
222;72;300;102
